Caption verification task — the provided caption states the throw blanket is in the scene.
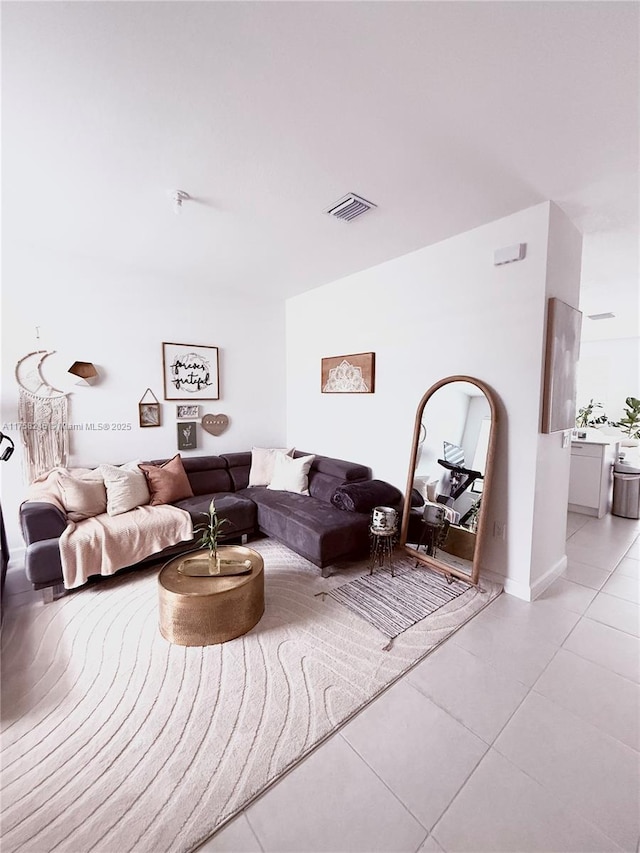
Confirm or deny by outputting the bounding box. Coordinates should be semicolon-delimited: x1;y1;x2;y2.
25;467;193;589
60;505;193;589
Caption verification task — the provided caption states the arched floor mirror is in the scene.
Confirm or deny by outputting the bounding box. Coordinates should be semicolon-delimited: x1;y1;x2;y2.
399;375;498;586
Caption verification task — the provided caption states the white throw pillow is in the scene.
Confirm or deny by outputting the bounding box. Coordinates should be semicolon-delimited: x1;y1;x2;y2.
426;479;439;503
248;446;295;487
59;471;107;521
100;460;151;516
267;453;315;495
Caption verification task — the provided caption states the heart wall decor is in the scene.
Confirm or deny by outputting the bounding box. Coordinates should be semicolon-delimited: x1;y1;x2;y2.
202;413;229;436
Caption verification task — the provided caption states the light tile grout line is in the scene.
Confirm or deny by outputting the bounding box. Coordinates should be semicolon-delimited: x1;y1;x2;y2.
242;811;266;853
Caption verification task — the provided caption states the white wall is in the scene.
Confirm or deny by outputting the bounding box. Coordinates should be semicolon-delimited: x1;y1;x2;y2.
529;203;583;597
577;338;640;425
1;248;286;550
286;202;562;597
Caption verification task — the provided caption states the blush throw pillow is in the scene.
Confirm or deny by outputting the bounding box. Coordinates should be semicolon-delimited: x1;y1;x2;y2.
139;454;194;506
248;447;295;487
100;460;151;516
59;471;107;521
267;453;315;495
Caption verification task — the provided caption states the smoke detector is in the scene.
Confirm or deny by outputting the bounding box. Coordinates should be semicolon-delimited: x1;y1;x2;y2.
324;193;377;222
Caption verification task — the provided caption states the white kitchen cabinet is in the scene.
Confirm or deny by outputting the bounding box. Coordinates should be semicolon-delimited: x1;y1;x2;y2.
569;439;619;518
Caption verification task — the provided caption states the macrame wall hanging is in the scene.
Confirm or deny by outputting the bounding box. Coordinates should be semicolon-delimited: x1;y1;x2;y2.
15;349;69;483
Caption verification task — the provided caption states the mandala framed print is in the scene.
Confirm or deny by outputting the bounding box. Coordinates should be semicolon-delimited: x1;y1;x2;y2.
321;352;375;394
162;342;219;400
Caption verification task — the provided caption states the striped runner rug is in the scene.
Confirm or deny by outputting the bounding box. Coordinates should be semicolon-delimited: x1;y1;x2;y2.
328;564;472;640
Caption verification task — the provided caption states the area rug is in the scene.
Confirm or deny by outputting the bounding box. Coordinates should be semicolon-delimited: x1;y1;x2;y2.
0;539;501;853
327;564;472;644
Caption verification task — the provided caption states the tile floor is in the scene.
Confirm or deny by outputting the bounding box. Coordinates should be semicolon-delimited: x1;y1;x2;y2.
197;512;640;853
2;512;638;852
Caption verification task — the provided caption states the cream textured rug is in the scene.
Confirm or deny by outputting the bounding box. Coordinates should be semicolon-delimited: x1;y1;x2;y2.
1;539;501;853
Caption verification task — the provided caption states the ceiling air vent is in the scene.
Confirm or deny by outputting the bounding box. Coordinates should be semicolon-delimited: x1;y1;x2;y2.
588;312;615;320
324;193;377;222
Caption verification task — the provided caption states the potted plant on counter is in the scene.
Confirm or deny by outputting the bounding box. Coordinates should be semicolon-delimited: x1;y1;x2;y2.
613;397;640;446
576;399;609;430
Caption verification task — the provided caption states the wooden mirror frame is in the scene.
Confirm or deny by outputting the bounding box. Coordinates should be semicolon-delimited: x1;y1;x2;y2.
399;375;499;586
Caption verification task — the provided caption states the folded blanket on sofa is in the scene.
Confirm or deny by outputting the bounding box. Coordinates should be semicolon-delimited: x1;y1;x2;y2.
60;505;193;589
331;479;403;513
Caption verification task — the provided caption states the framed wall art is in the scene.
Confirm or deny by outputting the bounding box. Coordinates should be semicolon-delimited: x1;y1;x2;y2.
321;352;375;394
177;421;197;451
177;404;199;419
162;342;219;401
139;389;161;427
541;297;582;433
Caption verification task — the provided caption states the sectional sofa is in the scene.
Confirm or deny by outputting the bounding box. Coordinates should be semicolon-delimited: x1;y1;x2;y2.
20;450;403;591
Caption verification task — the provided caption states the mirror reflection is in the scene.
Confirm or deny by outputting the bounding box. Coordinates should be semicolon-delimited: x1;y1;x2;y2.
402;378;496;583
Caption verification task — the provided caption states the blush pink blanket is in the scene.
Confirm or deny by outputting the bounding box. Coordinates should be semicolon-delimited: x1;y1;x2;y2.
26;467;193;589
59;505;193;589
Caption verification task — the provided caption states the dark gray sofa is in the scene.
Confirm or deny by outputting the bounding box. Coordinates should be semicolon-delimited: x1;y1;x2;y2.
20;450;381;591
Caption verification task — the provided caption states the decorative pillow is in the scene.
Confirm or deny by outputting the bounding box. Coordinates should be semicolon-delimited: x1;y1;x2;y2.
267;453;315;495
426;479;439;502
59;472;107;521
100;460;151;516
248;446;295;487
138;454;194;506
331;479;403;514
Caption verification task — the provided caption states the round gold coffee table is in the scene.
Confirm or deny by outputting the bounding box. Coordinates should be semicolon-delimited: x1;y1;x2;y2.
158;545;264;646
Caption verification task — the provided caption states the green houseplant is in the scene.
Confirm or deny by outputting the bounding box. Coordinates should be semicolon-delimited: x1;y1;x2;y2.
194;499;230;564
613;396;640;442
575;399;608;429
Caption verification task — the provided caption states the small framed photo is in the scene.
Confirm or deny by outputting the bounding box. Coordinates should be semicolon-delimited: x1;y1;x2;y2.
321;352;375;394
139;402;161;428
177;404;199;419
163;342;219;400
177;421;197;451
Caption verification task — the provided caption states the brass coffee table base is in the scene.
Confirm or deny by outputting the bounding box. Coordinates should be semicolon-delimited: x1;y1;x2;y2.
158;546;264;646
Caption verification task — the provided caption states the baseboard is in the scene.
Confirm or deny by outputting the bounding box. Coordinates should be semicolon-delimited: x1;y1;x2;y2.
529;554;568;601
481;567;533;601
568;503;599;518
481;554;567;602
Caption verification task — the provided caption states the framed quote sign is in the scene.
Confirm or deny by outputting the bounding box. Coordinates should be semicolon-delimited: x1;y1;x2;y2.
162;342;219;401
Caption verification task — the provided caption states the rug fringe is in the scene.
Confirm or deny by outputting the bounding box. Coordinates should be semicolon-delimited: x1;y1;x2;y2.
382;637;394;651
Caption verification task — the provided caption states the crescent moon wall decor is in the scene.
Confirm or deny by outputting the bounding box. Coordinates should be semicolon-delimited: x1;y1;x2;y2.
15;350;66;397
15;349;69;482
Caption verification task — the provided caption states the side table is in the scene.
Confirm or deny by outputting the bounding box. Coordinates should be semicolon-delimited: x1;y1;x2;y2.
369;526;397;576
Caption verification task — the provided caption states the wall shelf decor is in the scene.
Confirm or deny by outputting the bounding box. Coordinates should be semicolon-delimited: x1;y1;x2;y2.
162;342;219;401
139;389;161;427
68;361;99;385
321;352;375;394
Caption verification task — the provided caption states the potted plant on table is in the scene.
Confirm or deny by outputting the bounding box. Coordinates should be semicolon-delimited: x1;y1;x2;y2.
183;500;252;577
194;499;230;573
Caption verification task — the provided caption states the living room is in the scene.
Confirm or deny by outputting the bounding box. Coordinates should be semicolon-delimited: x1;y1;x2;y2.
1;3;638;852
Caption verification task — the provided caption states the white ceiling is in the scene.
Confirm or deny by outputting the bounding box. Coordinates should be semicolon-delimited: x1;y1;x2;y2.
3;2;638;341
